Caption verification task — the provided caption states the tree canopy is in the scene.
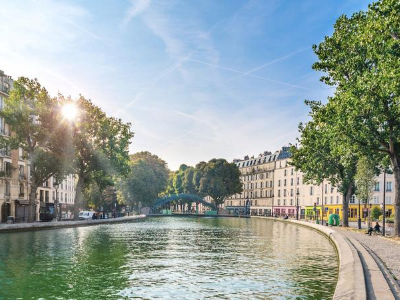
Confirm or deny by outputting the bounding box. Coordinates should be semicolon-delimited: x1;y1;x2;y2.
311;0;400;235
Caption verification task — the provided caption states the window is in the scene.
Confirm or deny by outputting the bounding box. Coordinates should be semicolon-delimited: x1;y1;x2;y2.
283;199;286;205
336;196;339;204
350;195;356;204
386;196;392;204
284;170;287;176
290;189;293;196
297;177;300;185
255;191;257;198
291;168;294;175
4;161;12;177
325;184;327;193
278;200;281;205
255;200;258;206
310;186;313;195
317;197;320;204
278;190;281;197
373;196;379;204
290;199;293;206
291;178;293;186
330;196;333;204
324;196;327;204
278;180;281;187
284;179;287;186
260;182;263;188
386;182;392;192
5;181;10;196
284;189;287;197
374;182;380;191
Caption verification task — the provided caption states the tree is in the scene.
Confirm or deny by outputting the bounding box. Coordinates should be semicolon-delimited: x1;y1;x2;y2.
311;0;400;235
0;78;73;222
120;152;169;211
355;157;376;206
72;97;133;219
194;158;242;209
291;101;358;227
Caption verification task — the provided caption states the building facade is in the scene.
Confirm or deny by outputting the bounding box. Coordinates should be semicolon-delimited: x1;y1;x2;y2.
224;146;395;222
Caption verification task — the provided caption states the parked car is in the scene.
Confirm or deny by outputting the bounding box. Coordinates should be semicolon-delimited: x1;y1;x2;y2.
78;211;95;220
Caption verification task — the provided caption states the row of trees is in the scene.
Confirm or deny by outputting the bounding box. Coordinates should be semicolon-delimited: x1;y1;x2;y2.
116;156;242;212
1;77;134;222
291;0;400;236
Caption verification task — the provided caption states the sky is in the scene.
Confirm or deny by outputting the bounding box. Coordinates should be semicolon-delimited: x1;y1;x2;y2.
0;0;369;170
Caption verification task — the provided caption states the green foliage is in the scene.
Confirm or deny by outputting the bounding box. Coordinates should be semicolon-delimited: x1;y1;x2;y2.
355;157;376;203
73;97;133;216
119;152;169;208
0;77;74;221
371;205;382;220
290;101;358;226
194;158;242;207
312;0;400;235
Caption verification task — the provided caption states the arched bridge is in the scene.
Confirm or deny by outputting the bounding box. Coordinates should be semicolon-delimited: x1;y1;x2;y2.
151;193;216;210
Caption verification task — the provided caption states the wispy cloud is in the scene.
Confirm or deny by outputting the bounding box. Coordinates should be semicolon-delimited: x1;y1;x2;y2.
122;0;151;27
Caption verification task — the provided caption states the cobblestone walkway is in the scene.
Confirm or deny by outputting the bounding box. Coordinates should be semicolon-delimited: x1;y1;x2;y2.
333;227;400;285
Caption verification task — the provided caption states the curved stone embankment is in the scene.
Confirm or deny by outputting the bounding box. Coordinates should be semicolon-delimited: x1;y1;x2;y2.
253;217;398;300
0;214;146;233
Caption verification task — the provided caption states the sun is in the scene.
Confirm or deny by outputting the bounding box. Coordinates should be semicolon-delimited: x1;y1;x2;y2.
62;103;78;121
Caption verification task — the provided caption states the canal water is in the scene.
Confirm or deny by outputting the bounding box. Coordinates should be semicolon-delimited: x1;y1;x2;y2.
0;217;338;299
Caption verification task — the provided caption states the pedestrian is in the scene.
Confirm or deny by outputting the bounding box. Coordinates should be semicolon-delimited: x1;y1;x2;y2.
367;221;381;236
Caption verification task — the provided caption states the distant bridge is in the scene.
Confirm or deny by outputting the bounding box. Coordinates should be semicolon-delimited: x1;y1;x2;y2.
151;193;216;211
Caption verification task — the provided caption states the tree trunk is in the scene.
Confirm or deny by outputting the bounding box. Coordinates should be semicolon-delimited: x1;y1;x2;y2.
390;155;400;237
28;184;38;223
73;176;84;220
342;184;353;227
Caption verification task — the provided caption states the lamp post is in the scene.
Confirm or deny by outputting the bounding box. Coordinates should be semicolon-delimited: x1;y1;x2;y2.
358;196;362;229
296;190;300;220
54;181;60;221
383;169;386;236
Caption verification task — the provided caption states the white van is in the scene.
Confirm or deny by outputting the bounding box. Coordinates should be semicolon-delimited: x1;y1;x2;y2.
78;211;95;220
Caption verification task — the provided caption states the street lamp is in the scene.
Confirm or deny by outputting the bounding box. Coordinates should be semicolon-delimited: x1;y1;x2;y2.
296;190;300;220
54;180;60;221
358;196;362;229
382;169;386;236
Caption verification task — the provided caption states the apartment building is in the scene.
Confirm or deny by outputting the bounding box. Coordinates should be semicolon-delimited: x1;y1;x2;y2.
225;146;395;222
37;174;76;220
225;151;278;215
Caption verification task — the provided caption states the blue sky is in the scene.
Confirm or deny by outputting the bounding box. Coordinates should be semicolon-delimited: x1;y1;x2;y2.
0;0;369;170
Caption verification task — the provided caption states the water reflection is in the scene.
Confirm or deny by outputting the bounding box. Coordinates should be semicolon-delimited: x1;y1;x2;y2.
0;218;337;299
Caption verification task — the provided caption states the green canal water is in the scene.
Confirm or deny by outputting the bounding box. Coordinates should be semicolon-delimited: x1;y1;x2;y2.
0;217;338;299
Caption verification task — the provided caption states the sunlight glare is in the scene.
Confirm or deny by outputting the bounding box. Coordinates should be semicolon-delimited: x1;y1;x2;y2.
62;103;78;121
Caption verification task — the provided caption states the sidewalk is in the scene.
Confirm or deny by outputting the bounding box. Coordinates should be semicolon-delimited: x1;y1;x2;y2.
0;215;146;233
333;226;400;286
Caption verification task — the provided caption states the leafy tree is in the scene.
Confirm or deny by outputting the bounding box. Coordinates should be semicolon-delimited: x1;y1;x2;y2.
355;156;376;206
291;101;358;227
194;158;242;209
0;78;73;222
311;0;400;235
120;152;169;210
72;97;133;219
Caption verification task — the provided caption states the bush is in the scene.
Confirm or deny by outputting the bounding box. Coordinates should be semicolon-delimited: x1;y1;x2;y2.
370;205;382;220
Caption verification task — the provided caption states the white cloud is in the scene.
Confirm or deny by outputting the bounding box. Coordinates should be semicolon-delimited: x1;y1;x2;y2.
122;0;151;26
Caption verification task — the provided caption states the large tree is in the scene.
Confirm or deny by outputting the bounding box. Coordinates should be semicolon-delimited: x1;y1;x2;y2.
0;78;72;222
312;0;400;235
194;158;242;209
291;101;358;227
120;152;169;210
72;97;133;219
